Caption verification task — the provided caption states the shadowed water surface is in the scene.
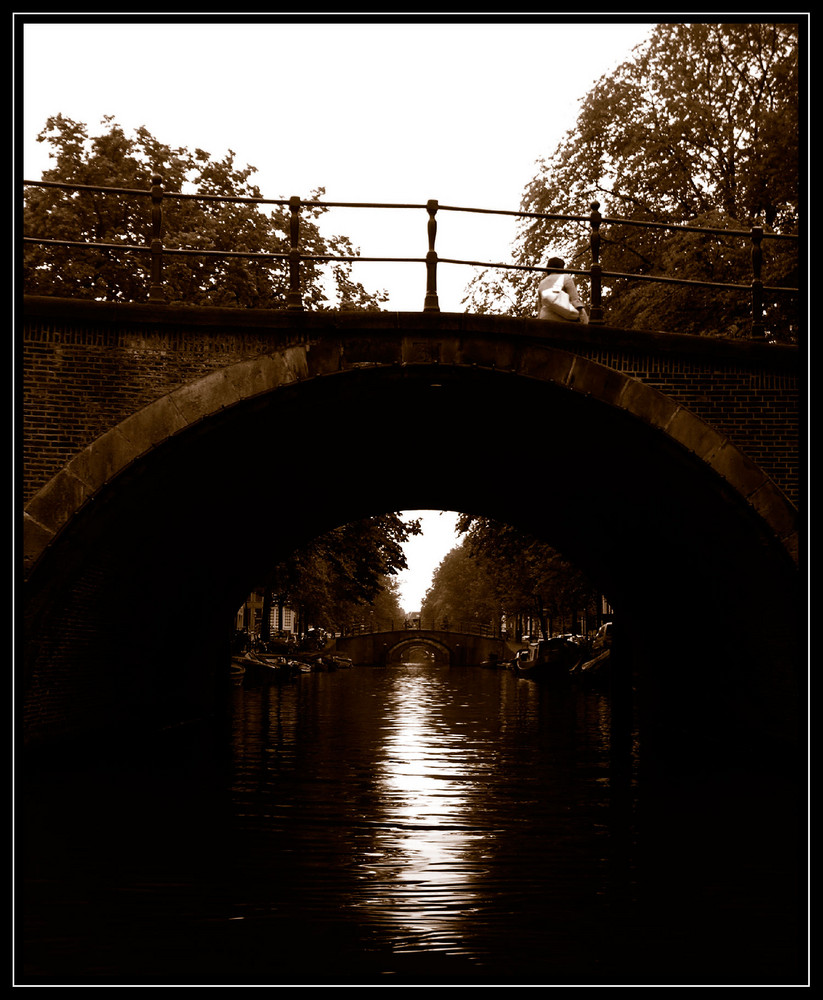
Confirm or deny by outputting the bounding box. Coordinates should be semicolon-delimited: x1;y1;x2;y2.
20;662;803;985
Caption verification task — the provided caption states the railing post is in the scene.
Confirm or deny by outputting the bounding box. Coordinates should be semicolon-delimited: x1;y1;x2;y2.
149;174;165;302
286;195;303;311
424;199;440;312
750;225;765;339
588;201;603;324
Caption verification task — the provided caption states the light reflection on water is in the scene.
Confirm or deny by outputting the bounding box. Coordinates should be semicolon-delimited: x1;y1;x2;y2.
357;668;492;955
224;662;626;981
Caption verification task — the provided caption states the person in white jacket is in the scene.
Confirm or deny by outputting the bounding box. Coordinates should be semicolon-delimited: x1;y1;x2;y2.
537;256;588;322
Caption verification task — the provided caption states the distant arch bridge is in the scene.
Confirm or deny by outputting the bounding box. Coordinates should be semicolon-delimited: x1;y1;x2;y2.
335;627;512;667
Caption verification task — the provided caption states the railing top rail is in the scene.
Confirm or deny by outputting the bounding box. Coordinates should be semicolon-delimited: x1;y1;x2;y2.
23;178;798;242
341;619;502;638
21;235;428;266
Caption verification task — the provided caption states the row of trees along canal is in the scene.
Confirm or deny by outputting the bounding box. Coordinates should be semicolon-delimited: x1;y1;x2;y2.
23;23;799;643
250;514;602;646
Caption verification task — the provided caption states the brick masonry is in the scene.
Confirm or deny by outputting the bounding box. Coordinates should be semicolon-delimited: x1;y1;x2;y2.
22;300;801;509
574;346;800;506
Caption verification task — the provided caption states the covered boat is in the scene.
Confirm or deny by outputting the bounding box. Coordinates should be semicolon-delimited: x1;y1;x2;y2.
513;637;580;681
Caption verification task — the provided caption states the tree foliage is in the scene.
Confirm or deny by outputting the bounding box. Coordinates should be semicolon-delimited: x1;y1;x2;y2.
23;114;389;310
266;513;420;635
420;541;502;628
421;517;600;638
463;22;800;339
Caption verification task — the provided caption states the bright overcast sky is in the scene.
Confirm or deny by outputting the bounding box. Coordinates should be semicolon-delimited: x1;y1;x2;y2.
18;16;655;610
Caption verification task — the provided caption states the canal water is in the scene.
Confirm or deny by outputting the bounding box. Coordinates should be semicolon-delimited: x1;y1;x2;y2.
20;661;803;986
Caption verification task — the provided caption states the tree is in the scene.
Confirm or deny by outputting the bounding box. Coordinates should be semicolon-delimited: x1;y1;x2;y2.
364;575;406;628
23;114;389;310
452;516;600;639
264;513;420;638
420;541;502;629
464;22;800;339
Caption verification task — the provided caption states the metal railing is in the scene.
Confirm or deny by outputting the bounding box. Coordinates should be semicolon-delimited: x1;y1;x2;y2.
22;176;799;338
341;617;503;638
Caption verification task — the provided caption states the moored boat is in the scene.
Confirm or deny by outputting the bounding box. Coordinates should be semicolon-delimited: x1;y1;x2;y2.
513;637;581;680
296;651;354;672
241;650;301;683
238;645;354;681
570;647;611;685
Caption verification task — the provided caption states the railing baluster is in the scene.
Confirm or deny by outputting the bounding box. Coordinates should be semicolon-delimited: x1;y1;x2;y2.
148;174;164;303
589;201;603;324
286;195;303;311
424;199;440;312
750;225;765;339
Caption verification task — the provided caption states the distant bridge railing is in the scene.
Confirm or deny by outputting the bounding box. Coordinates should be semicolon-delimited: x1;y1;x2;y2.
340;618;504;639
22;177;799;338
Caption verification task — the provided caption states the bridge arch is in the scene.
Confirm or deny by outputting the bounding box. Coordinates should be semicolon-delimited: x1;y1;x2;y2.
23;327;797;576
22;320;801;776
385;637;452;666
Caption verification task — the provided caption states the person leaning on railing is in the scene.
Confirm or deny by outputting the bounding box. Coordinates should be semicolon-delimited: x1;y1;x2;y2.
537;256;589;324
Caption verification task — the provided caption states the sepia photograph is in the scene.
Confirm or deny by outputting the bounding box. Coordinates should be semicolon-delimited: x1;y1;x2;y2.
16;14;807;987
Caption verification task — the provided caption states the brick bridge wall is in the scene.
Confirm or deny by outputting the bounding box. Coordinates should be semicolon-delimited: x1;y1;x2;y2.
22;297;800;508
573;344;799;506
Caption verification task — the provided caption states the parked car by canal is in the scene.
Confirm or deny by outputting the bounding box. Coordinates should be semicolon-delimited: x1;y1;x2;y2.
592;622;613;653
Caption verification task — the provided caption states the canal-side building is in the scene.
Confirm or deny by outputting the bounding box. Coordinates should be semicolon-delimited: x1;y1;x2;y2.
235;588;297;639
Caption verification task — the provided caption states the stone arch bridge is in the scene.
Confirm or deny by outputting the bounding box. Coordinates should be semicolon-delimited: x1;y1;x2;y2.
334;628;513;667
22;297;801;777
